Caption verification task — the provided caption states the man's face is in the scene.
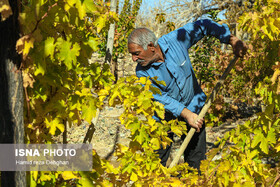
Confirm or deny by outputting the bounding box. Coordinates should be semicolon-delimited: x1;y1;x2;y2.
128;43;155;67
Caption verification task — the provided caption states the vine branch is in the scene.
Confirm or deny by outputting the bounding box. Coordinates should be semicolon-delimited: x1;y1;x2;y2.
30;3;57;34
24;86;30;123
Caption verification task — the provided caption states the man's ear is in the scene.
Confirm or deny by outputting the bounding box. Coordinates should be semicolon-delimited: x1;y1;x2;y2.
147;42;155;51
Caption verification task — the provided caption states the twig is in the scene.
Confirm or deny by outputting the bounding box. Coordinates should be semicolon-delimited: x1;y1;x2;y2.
30;3;57;34
271;171;280;187
63;120;67;144
24;86;30;123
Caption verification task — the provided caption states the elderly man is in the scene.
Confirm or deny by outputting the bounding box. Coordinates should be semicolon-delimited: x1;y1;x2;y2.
127;19;247;169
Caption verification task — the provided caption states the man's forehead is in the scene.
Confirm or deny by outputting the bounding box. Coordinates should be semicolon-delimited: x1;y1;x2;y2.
128;43;143;52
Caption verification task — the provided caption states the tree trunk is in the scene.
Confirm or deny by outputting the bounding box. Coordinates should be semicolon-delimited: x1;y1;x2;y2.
105;0;118;82
0;0;26;186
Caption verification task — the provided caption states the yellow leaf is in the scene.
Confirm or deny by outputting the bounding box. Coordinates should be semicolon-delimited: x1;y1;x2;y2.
104;161;118;174
276;139;280;152
32;171;38;181
271;69;280;84
24;38;35;55
76;0;86;19
277;77;280;94
169;178;183;186
45;117;65;135
64;0;77;11
130;172;138;182
136;77;148;84
39;173;52;181
27;124;33;129
16;35;35;59
0;0;12;21
151;138;160;149
117;144;129;153
98;88;109;96
95;14;107;33
233;183;243;187
151;76;166;86
251;12;258;21
61;171;78;180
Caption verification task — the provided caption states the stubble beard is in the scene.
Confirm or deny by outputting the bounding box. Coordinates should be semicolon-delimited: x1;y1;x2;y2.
137;54;160;67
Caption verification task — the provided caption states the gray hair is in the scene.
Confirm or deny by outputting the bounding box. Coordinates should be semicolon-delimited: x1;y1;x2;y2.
128;27;158;50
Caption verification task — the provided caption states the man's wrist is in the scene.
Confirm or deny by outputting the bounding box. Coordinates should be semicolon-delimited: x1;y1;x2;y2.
229;34;236;46
180;108;192;120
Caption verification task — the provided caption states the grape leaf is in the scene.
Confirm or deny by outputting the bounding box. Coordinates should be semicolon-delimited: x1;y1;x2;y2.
44;37;55;60
57;39;80;70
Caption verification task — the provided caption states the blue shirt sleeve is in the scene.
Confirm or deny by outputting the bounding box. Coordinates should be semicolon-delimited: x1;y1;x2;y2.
180;19;231;49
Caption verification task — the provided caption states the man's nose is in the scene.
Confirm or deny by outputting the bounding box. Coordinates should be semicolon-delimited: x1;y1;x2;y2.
132;55;137;62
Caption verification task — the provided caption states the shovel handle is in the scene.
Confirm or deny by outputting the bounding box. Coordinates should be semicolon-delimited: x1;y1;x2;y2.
168;56;239;168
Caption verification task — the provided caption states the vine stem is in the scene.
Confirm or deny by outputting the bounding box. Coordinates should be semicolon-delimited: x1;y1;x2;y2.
24;86;30;123
30;3;57;34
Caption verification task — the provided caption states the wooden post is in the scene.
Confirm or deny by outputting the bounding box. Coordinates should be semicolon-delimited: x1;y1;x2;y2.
105;0;118;82
0;0;26;186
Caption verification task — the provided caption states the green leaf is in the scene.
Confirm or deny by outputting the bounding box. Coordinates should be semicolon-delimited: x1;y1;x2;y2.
127;120;141;134
82;100;97;124
87;37;99;51
44;37;55;59
251;130;263;148
57;39;80;70
260;138;269;154
94;14;107;33
83;0;97;13
75;0;86;19
136;127;148;144
142;99;151;110
151;138;160;149
34;58;46;76
248;149;259;160
45;117;65;135
77;171;95;187
154;102;165;119
267;128;276;144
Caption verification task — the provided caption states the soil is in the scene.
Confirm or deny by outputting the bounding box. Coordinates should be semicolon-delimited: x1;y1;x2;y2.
55;53;262;167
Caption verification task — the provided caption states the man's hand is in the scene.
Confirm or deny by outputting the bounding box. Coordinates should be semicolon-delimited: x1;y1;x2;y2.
229;34;248;57
180;108;204;133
